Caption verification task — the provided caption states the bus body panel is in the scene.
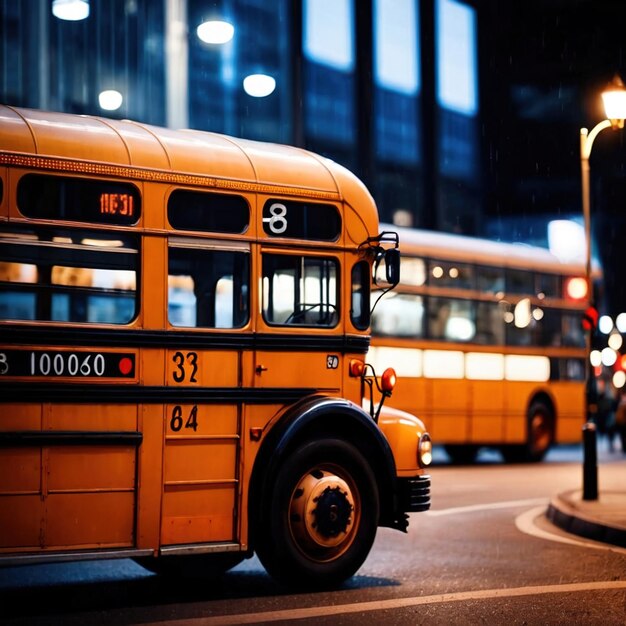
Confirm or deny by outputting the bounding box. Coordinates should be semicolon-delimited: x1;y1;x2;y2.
0;108;430;584
470;380;507;443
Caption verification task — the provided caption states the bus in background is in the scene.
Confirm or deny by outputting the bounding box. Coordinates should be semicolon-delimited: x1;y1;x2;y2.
0;106;431;588
369;225;591;463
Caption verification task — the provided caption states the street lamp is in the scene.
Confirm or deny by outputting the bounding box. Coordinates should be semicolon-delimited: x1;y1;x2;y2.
579;74;626;500
580;75;626;321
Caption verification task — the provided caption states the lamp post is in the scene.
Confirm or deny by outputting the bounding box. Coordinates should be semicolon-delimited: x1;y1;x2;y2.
579;74;626;500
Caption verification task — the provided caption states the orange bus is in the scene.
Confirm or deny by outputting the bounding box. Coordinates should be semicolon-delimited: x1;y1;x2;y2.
370;225;590;463
0;106;431;587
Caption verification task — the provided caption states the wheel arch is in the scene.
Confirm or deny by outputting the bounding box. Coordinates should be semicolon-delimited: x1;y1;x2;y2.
248;395;398;550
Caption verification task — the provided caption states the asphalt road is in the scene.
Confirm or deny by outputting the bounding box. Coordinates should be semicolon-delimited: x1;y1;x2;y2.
1;443;625;625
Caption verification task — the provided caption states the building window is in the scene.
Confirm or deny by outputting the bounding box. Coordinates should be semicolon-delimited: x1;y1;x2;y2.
374;0;420;165
372;0;422;225
435;0;481;230
436;0;477;116
0;0;165;123
188;0;291;142
303;0;356;169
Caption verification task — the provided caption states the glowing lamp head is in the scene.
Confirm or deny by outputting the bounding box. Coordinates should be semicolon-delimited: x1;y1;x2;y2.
418;433;433;467
381;368;397;393
243;74;276;98
98;90;123;111
602;74;626;128
52;0;89;21
197;20;235;44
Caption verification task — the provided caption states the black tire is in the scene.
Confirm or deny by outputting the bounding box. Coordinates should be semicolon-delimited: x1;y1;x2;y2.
255;438;379;589
501;401;553;463
444;444;479;464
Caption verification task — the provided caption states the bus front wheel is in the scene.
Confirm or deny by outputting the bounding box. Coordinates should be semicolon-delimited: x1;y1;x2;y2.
256;438;379;588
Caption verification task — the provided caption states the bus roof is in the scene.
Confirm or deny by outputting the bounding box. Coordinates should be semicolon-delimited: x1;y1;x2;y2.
0;105;378;239
385;224;597;276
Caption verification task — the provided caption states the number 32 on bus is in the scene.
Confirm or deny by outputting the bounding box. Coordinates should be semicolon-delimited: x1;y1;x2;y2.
0;106;431;588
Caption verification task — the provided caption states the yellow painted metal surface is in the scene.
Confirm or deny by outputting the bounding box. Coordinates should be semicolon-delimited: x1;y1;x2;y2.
378;407;426;473
0;107;410;564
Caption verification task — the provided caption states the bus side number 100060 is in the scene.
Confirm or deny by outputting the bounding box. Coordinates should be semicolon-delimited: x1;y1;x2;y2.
0;350;135;378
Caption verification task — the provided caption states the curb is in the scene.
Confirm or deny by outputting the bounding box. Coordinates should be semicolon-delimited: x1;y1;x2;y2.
547;494;626;549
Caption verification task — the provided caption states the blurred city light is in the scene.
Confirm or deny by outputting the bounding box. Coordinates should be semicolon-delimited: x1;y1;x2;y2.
243;74;276;97
52;0;89;21
590;349;602;367
513;298;531;328
613;370;626;389
602;74;626;126
197;20;235;44
598;314;613;334
565;276;587;300
98;90;123;111
608;331;623;350
547;219;585;263
601;347;617;367
616;312;626;333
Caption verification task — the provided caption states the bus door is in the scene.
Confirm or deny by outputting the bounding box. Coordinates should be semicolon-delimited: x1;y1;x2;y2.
254;249;344;394
161;238;250;547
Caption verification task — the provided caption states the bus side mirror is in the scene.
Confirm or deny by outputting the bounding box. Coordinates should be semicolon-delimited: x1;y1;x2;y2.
384;248;400;286
373;247;400;287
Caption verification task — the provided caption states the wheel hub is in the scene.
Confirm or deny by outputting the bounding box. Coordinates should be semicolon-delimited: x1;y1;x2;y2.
290;471;356;549
312;485;353;538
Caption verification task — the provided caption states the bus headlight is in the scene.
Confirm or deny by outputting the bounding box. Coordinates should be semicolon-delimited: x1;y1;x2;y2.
418;433;432;467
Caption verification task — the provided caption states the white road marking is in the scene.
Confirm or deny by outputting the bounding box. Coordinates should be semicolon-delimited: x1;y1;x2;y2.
425;497;548;516
166;581;626;625
514;505;626;555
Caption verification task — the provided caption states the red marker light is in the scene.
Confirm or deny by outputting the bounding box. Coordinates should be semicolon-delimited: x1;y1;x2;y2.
381;368;397;393
119;357;133;375
582;306;598;331
349;359;365;377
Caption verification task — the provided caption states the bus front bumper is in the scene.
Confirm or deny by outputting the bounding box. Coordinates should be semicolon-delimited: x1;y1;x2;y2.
398;474;431;513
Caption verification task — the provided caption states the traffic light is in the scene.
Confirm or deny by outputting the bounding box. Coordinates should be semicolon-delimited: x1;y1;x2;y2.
582;306;599;331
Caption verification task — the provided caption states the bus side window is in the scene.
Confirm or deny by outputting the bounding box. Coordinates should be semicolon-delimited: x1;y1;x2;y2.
371;292;424;337
262;254;338;327
476;265;504;293
351;261;370;330
428;260;474;289
0;228;138;324
168;245;249;329
428;297;475;342
562;312;585;347
475;301;504;345
537;272;561;298
506;268;535;294
0;260;37;320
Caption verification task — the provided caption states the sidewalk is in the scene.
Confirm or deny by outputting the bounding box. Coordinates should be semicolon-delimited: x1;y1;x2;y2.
547;490;626;549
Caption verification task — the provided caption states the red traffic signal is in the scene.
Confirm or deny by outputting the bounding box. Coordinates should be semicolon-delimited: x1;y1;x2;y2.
582;306;599;331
